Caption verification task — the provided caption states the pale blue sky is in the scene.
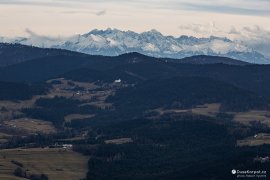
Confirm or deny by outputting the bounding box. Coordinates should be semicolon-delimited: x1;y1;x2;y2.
0;0;269;37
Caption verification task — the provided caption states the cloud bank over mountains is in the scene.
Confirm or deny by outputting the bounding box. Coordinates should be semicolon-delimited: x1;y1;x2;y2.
177;24;270;59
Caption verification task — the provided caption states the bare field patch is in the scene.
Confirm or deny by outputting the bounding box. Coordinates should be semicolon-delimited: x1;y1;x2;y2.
64;114;95;122
105;138;133;145
0;94;50;122
4;118;56;134
0;132;12;138
191;103;221;117
0;148;89;180
237;133;270;147
47;78;116;107
0;175;25;180
0;132;12;144
47;78;98;89
149;103;220;118
151;108;188;116
83;102;113;110
233;111;270;127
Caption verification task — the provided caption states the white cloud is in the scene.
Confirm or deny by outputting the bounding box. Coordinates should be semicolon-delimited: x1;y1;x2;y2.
234;26;270;58
0;0;269;16
96;10;106;16
179;22;222;36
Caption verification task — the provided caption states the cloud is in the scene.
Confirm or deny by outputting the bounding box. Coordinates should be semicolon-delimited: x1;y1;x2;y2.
238;26;270;58
228;27;240;35
179;24;270;59
0;0;52;6
178;22;222;36
59;9;107;16
1;0;269;16
167;0;270;16
203;4;268;16
25;28;62;41
179;24;209;34
96;10;106;16
25;28;37;36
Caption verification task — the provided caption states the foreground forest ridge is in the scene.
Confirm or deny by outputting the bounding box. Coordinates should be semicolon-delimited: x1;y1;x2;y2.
0;43;270;180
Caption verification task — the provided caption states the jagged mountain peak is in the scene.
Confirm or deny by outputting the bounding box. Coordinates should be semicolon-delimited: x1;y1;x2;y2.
143;29;163;36
85;28;127;36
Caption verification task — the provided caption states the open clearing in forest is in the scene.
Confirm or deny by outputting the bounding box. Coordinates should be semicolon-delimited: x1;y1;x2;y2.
0;148;89;180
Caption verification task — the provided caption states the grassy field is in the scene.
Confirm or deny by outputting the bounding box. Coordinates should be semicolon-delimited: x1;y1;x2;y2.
0;148;89;180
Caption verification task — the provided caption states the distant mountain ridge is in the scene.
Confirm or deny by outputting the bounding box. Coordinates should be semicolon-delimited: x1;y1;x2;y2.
0;43;249;67
1;28;269;64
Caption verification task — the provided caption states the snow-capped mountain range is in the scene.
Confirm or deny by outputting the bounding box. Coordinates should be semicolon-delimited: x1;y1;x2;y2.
1;28;269;64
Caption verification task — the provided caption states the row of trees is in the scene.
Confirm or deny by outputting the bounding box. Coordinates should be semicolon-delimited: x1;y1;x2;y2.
14;167;48;180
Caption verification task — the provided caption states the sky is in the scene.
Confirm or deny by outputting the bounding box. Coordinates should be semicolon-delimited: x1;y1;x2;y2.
0;0;270;38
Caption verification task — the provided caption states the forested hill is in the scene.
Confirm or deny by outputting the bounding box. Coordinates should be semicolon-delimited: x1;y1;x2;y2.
0;43;84;67
170;55;249;65
1;50;270;98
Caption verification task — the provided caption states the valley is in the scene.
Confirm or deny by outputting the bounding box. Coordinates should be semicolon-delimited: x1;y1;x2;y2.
0;45;269;179
2;0;270;179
